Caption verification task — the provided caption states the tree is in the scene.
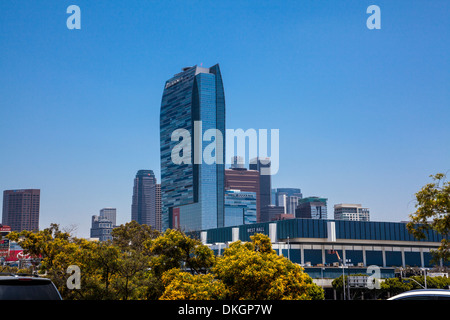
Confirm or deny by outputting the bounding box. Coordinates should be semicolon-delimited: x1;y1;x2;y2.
212;233;324;300
7;224;69;271
407;173;450;264
112;220;159;253
6;223;156;300
6;225;324;300
110;221;161;300
159;268;227;300
148;229;215;277
7;225;105;299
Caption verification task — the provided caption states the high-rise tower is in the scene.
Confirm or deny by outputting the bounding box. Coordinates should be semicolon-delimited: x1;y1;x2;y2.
160;64;225;232
131;170;160;229
2;189;40;232
249;157;272;211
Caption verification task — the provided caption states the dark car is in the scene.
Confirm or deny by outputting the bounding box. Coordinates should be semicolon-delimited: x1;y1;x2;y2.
0;274;62;300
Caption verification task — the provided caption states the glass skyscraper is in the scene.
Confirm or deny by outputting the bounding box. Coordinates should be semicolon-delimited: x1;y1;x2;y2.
224;190;257;227
160;65;225;232
296;197;328;219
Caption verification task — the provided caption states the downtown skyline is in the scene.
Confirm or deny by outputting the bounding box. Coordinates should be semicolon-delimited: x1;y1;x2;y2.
1;1;449;238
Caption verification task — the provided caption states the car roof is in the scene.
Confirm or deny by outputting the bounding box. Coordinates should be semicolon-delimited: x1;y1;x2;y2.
0;275;51;281
388;289;450;300
400;289;450;294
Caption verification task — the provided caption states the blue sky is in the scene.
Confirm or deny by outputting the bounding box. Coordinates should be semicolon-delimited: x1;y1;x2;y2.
1;1;449;238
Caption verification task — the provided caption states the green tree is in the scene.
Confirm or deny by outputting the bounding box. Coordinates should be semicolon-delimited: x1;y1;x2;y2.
109;221;161;300
407;173;450;264
111;220;159;253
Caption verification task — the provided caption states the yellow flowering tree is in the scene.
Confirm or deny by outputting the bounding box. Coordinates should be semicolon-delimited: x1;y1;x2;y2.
160;233;324;300
212;233;324;300
159;268;227;300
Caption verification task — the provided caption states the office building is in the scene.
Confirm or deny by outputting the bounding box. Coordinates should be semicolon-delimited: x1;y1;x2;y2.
260;205;292;222
100;208;117;227
230;156;245;170
272;188;303;205
272;188;303;214
272;188;303;202
224;190;257;227
225;167;260;222
249;158;272;211
334;204;370;221
2;189;40;232
90;208;117;241
296;197;328;219
286;196;301;215
90;215;113;242
160;65;225;231
131;170;160;230
200;217;447;299
154;184;162;232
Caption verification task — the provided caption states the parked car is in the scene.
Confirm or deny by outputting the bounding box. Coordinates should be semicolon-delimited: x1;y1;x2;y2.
0;274;62;300
388;289;450;300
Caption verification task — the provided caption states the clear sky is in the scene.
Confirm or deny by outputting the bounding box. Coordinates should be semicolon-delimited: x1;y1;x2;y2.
1;0;449;238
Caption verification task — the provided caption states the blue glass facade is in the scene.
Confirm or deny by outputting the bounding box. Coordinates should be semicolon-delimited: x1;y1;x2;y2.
200;218;447;268
160;65;225;232
224;190;257;227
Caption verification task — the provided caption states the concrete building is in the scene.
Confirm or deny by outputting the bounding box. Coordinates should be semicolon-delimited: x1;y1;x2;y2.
296;197;328;219
2;189;40;232
100;208;117;226
260;205;291;222
90;215;113;242
199;218;448;299
249;158;272;212
271;188;302;215
225;168;260;221
334;203;370;221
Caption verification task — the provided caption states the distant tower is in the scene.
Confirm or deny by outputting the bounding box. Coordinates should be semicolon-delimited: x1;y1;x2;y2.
100;208;117;226
154;184;161;232
131;170;159;230
249;158;272;210
225;167;260;222
2;189;40;232
90;216;113;242
296;197;328;219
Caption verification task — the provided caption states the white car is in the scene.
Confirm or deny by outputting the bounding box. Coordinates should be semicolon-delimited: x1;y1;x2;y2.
388;289;450;300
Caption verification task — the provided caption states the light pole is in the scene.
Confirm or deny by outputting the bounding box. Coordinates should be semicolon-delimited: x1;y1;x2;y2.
421;268;428;289
287;236;290;261
341;260;346;300
215;242;225;256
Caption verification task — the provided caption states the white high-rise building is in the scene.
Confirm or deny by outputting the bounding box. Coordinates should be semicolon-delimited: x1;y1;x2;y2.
334;204;370;221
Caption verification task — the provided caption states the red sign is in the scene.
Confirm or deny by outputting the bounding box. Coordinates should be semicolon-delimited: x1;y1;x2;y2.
4;250;31;262
0;225;11;232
